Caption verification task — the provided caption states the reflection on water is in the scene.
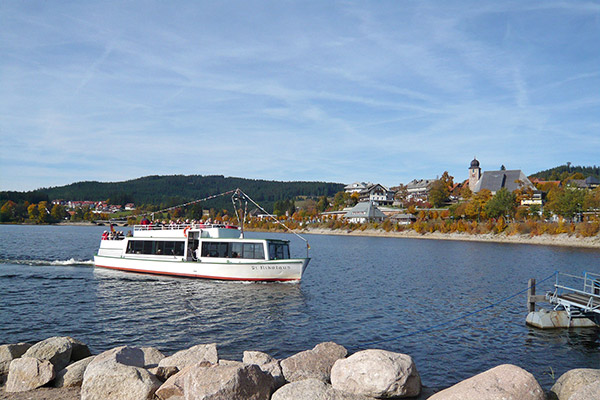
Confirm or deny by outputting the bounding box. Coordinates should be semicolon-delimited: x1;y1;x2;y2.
1;225;599;389
90;268;308;358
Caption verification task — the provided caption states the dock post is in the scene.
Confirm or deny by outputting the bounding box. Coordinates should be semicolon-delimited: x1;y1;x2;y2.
528;278;536;313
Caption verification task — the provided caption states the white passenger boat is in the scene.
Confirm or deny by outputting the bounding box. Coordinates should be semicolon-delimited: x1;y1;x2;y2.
94;223;310;281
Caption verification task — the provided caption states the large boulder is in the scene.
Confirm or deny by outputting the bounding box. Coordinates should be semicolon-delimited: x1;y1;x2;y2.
568;381;600;400
158;344;218;370
89;345;145;367
54;355;95;388
140;346;166;368
550;368;600;400
23;336;73;372
0;343;32;375
183;362;275;400
243;351;285;389
330;349;421;398
155;364;199;400
280;342;347;383
5;357;55;392
272;378;371;400
81;346;161;400
66;337;92;361
428;364;544;400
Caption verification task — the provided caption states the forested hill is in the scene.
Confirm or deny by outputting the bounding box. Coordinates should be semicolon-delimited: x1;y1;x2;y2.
2;175;344;210
530;165;600;181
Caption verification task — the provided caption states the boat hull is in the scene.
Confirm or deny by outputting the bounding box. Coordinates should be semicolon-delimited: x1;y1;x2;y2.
94;255;309;281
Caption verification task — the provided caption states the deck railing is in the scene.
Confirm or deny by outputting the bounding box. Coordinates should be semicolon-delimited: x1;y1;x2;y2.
133;223;239;232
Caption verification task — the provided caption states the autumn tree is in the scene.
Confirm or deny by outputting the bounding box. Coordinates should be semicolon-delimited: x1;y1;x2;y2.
28;203;39;221
464;189;492;220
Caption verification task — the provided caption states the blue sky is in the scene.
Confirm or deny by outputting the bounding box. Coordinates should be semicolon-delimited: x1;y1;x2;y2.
1;1;599;192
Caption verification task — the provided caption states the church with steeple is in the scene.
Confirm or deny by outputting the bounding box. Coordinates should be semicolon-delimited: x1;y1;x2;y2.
467;157;535;195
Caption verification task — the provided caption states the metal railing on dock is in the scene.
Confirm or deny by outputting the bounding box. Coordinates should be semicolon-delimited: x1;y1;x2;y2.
546;272;600;322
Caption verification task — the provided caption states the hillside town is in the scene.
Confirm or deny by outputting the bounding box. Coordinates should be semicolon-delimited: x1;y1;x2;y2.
1;158;599;236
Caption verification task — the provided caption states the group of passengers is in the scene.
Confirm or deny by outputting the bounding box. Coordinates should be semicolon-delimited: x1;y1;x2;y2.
137;218;232;229
101;230;127;240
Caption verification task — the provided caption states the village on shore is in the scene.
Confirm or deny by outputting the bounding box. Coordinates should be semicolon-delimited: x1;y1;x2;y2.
2;158;600;247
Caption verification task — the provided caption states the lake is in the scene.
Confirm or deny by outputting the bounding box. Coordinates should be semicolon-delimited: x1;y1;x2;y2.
0;224;598;389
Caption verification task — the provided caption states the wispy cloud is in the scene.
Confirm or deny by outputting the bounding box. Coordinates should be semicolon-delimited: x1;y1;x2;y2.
1;0;599;191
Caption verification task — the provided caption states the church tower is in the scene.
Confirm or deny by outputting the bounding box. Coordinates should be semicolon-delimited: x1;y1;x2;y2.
468;157;481;191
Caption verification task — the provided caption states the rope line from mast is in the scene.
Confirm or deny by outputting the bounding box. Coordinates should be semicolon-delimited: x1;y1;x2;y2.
234;189;310;253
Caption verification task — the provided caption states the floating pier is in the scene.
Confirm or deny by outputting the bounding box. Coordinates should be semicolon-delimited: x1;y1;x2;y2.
526;272;600;329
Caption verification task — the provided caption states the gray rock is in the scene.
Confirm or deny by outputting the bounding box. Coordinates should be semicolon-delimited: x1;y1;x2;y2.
158;343;218;370
141;346;166;368
66;337;92;361
183;363;275;400
54;355;95;388
280;342;347;383
5;357;55;392
0;343;32;375
428;364;545;400
243;351;276;366
81;346;161;400
568;381;600;400
23;336;73;372
81;360;161;400
272;378;371;400
89;345;145;368
331;349;421;398
550;369;600;400
243;351;284;390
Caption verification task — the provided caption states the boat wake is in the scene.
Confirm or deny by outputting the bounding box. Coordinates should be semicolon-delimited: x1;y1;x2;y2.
0;258;94;267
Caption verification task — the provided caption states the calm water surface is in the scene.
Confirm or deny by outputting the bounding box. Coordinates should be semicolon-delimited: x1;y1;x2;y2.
0;224;599;388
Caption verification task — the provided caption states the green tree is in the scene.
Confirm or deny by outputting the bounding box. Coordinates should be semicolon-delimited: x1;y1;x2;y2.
316;196;329;213
546;187;585;219
0;201;16;222
428;180;449;208
484;188;516;219
50;204;67;222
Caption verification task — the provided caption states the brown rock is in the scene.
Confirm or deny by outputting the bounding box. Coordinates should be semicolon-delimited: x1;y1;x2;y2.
149;365;180;382
272;378;371;400
280;342;347;383
183;363;274;400
428;364;544;400
550;368;600;400
0;343;32;375
54;356;95;388
330;349;421;398
5;357;55;392
65;337;92;362
140;346;166;368
23;337;73;372
158;344;218;370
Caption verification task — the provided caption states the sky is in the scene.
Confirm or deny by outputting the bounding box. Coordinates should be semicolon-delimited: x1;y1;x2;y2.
1;1;599;192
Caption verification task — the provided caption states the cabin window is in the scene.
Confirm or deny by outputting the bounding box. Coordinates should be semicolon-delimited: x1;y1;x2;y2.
268;243;290;260
201;242;229;258
242;243;265;260
126;240;184;256
200;242;265;259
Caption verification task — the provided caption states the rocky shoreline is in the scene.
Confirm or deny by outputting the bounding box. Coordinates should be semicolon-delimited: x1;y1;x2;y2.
1;337;599;399
302;227;600;249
